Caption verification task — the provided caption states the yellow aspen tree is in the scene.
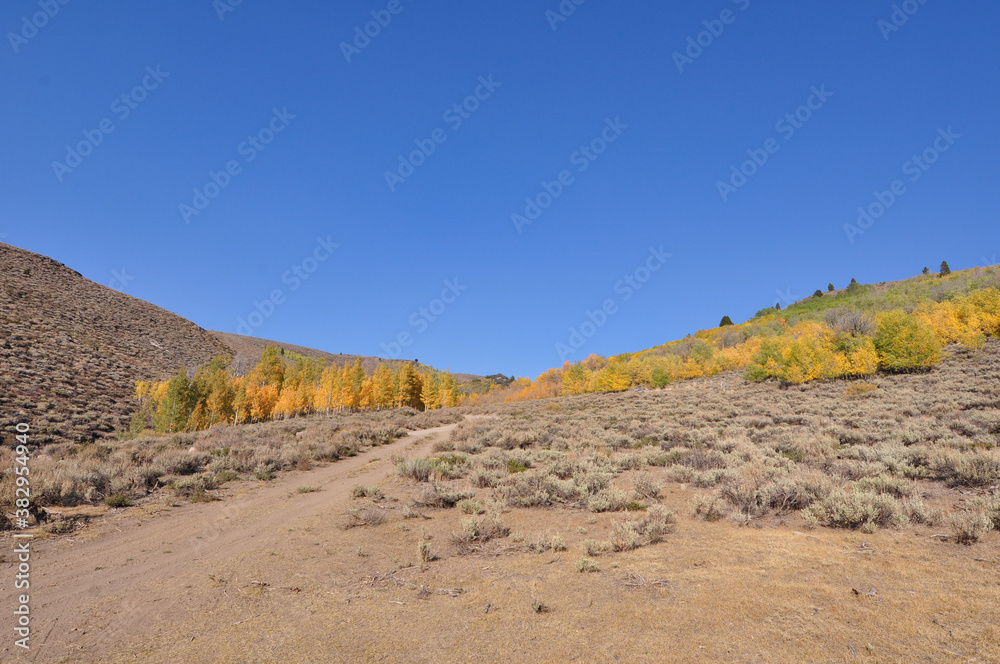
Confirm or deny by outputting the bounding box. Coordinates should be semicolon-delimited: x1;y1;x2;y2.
373;364;395;410
421;371;441;410
314;364;340;414
274;384;298;419
398;363;423;409
258;345;286;391
349;358;366;408
297;380;316;416
359;377;375;411
441;371;460;408
186;402;210;431
233;378;249;424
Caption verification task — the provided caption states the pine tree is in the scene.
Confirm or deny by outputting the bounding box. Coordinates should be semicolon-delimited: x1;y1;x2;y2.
940;261;951;276
828;283;835;292
775;302;781;311
720;315;734;327
922;267;930;275
813;289;824;298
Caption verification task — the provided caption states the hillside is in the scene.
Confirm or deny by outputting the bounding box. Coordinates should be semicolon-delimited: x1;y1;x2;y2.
0;244;485;445
482;264;1000;404
0;244;231;445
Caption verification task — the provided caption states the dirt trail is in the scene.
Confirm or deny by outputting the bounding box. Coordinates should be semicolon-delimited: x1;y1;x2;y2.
1;421;461;663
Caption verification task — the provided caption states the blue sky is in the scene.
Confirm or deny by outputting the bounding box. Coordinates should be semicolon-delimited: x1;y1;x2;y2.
3;1;998;378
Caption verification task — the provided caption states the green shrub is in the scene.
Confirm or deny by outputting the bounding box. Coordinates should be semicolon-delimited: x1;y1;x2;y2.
103;494;133;508
576;558;600;573
214;470;240;483
507;459;528;474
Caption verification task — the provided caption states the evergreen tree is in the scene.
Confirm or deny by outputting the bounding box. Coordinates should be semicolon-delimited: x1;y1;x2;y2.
922;266;930;275
813;289;824;298
775;302;781;311
720;315;734;327
828;283;835;292
940;261;951;276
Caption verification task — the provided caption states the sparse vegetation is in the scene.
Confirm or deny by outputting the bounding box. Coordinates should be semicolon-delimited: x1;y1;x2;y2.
350;484;383;499
950;509;992;544
103;494;133;508
345;507;386;529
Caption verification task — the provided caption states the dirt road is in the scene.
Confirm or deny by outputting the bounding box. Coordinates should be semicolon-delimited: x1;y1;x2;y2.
0;422;459;663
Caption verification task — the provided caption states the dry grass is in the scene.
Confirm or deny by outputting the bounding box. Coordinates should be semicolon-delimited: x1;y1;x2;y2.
0;408;452;527
18;332;1000;662
99;481;1000;664
431;340;1000;540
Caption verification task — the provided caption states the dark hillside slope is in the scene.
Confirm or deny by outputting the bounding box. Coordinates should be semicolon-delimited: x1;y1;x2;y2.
0;243;231;444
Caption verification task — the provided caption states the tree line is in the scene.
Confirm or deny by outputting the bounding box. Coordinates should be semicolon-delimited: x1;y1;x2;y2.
133;346;460;434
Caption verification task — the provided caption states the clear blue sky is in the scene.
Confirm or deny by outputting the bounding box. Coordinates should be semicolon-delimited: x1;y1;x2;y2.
3;1;998;378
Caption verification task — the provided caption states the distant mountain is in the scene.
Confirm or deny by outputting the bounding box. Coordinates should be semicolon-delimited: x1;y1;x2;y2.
0;243;483;445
